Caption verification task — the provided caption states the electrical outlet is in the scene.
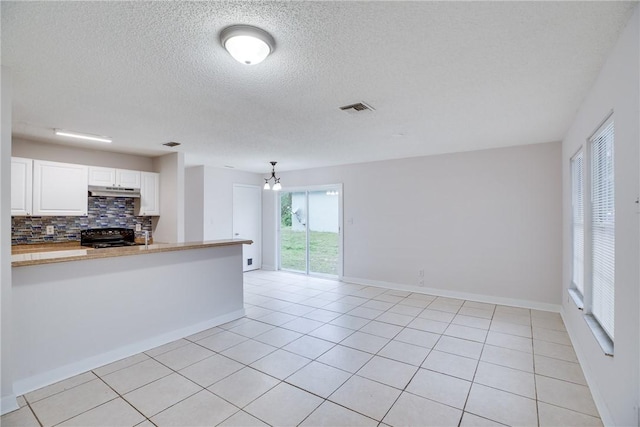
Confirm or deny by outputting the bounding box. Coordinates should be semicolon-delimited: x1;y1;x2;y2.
46;225;54;235
135;223;142;232
418;269;425;286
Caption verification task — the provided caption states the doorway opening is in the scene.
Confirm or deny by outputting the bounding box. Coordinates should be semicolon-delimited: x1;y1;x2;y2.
278;185;342;278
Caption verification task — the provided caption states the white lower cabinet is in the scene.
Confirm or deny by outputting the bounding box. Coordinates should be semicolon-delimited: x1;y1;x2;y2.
33;160;88;216
138;171;160;216
11;157;33;216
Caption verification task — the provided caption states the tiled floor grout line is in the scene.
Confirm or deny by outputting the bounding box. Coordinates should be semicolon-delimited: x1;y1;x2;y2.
133;348;262;425
24;400;43;427
98;364;201;426
237;294;429;425
177;316;363;425
8;272;596;427
375;345;435;425
91;377;145;420
530;311;542;427
458;306;493;426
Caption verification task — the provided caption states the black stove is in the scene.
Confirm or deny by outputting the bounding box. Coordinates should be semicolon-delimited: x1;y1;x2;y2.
81;228;137;249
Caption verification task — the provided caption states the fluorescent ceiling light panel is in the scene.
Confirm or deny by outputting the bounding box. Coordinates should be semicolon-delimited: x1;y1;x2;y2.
54;129;112;143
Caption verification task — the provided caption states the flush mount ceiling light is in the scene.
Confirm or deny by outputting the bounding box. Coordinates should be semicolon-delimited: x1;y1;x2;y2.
263;161;282;191
54;129;112;143
220;25;275;65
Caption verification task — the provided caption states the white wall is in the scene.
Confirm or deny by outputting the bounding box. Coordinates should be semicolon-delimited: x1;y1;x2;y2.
184;166;262;241
185;166;204;242
153;152;185;243
262;189;278;271
12;138;154;171
264;142;562;309
1;68;18;414
560;6;639;427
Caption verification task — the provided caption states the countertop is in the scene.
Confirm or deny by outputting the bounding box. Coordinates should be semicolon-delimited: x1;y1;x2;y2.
11;239;253;267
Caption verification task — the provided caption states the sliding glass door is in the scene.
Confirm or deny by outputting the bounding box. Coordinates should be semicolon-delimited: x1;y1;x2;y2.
280;191;307;273
279;186;341;277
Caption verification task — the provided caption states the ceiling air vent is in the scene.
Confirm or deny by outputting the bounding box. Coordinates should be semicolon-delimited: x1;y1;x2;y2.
339;102;375;114
163;141;181;147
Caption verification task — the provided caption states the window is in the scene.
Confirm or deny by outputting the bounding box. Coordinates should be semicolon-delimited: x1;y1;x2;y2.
590;117;615;340
571;151;584;296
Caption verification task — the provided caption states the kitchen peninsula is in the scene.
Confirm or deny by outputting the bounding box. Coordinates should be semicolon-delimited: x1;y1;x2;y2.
11;239;251;396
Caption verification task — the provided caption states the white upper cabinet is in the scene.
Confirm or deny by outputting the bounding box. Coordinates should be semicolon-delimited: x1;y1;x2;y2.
116;169;141;189
138;172;160;216
11;157;33;216
89;167;141;189
88;167;115;187
33;160;88;216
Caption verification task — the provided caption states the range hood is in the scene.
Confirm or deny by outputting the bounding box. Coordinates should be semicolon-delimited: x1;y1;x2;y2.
88;185;141;198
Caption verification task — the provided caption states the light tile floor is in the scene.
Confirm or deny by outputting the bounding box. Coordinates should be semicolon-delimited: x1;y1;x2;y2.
2;270;602;427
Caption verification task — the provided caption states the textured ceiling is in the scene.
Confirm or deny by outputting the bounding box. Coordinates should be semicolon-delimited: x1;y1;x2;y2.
1;1;636;173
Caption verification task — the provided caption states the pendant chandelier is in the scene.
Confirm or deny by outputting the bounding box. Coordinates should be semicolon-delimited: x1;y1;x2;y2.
263;161;282;191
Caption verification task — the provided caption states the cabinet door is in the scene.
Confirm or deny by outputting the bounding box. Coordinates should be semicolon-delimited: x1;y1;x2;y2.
11;157;33;216
33;160;88;216
116;169;141;189
88;167;116;186
139;172;160;216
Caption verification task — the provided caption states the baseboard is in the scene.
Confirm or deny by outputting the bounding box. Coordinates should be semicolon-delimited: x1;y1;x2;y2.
12;308;245;397
341;276;561;312
1;394;19;416
560;307;615;427
261;264;277;271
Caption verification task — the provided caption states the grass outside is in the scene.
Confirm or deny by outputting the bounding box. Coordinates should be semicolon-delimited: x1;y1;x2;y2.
280;228;339;275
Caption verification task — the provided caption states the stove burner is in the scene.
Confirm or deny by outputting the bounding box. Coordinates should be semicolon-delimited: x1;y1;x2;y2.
81;228;137;248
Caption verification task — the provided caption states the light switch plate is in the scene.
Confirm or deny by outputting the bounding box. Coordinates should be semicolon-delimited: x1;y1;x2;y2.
135;223;142;232
46;225;54;235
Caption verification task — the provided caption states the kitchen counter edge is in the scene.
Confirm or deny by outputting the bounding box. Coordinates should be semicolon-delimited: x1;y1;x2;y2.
11;239;253;267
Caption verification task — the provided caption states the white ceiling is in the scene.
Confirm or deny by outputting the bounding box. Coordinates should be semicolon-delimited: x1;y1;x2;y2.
1;1;636;173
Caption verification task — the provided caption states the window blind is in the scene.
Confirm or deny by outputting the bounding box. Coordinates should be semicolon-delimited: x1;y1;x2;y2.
571;151;584;295
590;118;615;340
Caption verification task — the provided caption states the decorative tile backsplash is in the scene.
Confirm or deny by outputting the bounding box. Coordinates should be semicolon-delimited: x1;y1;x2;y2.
11;196;153;245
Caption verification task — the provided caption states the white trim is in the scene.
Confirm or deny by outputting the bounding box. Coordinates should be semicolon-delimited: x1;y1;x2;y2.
12;308;244;397
0;395;19;416
568;288;584;310
341;276;561;312
561;307;614;427
260;264;277;271
281;183;342;193
583;314;614;356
